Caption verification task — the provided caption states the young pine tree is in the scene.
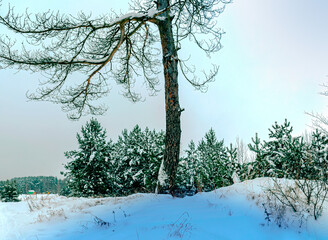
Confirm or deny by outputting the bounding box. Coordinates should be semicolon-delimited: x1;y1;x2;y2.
248;133;271;178
226;143;242;183
264;119;294;177
112;125;164;195
264;120;308;179
249;120;309;179
63;118;112;197
308;130;328;181
176;140;200;191
198;129;232;191
143;128;165;192
1;180;20;202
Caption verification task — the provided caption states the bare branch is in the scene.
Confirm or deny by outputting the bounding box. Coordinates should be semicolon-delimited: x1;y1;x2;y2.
0;0;230;119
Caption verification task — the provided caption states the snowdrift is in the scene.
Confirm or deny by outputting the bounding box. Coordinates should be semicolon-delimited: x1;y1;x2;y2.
1;178;328;240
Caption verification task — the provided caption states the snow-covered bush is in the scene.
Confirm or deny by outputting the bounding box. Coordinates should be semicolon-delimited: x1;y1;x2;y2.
266;178;328;221
0;180;20;202
36;208;67;222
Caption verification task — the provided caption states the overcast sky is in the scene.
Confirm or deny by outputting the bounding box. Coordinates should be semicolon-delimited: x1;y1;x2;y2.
0;0;327;180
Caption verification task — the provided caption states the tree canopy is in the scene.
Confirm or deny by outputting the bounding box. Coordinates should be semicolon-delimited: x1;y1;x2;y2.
0;0;231;191
0;0;229;118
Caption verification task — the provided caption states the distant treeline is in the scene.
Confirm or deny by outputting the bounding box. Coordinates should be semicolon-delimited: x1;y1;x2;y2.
0;176;67;194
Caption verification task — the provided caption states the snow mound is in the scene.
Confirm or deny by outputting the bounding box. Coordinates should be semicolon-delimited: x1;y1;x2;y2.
1;178;328;239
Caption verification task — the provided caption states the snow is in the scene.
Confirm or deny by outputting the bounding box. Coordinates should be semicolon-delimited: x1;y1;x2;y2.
70;8;162;65
73;57;109;64
232;171;240;184
156;158;168;189
110;8;158;26
1;178;328;239
147;8;158;18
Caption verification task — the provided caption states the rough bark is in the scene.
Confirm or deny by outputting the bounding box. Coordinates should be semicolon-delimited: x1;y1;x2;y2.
157;0;181;191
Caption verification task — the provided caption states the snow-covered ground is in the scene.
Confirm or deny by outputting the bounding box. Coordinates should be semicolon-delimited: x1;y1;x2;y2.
1;178;328;240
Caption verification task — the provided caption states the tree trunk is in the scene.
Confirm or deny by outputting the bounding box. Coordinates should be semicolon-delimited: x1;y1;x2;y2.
157;0;181;191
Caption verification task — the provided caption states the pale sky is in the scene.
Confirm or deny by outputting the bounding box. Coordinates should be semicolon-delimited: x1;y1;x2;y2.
0;0;327;180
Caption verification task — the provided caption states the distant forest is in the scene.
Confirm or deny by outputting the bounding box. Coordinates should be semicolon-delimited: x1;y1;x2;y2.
0;176;67;194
